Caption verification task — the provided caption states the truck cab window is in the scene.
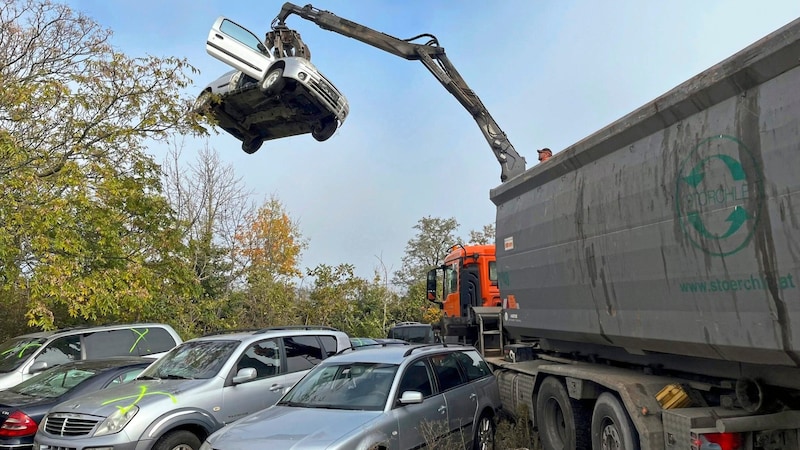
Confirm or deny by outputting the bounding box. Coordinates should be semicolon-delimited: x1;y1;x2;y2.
444;266;457;296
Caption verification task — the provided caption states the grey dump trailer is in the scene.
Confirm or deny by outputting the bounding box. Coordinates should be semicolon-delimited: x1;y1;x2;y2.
491;17;800;450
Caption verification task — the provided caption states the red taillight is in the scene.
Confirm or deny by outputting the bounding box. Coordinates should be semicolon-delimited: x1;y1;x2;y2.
700;432;743;450
0;410;38;437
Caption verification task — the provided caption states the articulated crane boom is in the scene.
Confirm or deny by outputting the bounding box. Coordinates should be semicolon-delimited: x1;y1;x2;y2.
273;3;527;182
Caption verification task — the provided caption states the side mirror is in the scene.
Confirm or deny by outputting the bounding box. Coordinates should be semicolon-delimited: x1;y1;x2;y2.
399;391;424;405
232;367;257;384
29;361;48;374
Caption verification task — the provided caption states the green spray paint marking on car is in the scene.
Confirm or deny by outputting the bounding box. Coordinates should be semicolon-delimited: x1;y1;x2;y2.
102;385;177;414
1;343;42;358
129;328;149;353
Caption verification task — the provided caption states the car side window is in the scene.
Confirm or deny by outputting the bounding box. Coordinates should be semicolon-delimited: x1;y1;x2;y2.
283;336;324;373
220;19;264;54
398;360;433;398
84;327;177;358
454;350;492;381
237;339;281;380
318;335;338;357
431;353;467;391
33;335;81;368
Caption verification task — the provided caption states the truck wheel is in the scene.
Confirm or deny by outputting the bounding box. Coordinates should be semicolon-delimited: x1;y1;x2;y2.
152;430;201;450
591;392;640;450
473;411;495;450
260;67;285;95
535;376;590;450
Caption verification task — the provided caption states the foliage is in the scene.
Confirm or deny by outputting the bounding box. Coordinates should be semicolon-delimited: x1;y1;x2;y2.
469;223;495;245
392;216;459;290
236;195;307;282
0;0;203;330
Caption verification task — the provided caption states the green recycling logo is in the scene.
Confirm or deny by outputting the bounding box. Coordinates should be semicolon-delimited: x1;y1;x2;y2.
675;135;763;257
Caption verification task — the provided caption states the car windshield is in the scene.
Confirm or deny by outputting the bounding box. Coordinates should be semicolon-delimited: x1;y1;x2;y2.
279;362;398;411
0;337;47;372
10;364;99;398
140;340;237;380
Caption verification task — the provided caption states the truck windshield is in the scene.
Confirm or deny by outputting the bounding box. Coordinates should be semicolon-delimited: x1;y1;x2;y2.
0;337;47;372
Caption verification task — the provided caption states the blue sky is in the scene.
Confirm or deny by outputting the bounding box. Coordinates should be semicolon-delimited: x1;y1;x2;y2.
65;0;799;282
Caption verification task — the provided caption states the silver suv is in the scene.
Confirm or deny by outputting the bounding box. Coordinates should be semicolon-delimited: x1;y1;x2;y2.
200;343;502;450
0;323;181;391
33;326;351;450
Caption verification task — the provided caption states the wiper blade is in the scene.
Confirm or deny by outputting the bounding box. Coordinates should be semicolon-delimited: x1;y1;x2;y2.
136;375;161;380
277;400;304;407
162;374;193;380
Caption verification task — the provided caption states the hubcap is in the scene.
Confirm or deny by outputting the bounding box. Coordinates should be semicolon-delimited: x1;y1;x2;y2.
477;417;494;450
600;422;622;450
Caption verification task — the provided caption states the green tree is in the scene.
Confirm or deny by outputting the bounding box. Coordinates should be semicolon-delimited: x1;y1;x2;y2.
392;216;460;290
468;223;495;245
0;0;203;330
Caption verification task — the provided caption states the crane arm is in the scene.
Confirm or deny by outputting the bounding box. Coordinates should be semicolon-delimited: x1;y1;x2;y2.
273;3;526;182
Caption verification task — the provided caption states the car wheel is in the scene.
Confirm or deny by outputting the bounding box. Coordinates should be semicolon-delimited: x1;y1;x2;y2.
473;411;495;450
535;376;591;450
260;67;285;95
591;392;640;450
312;118;337;142
242;137;264;154
152;430;201;450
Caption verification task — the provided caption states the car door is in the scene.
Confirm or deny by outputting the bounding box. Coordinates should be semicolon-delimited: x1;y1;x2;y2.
221;338;283;423
206;16;272;81
431;352;479;443
394;359;449;449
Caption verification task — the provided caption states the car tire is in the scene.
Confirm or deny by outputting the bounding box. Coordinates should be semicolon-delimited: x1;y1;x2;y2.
260;67;285;95
591;392;640;450
192;90;213;115
312;118;337;142
242;137;264;154
473;411;495;450
152;430;201;450
535;376;591;450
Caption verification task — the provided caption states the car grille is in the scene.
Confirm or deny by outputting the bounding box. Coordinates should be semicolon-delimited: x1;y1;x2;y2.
308;79;340;107
43;414;100;437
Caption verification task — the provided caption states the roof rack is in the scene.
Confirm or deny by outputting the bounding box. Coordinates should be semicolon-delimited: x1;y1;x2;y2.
403;343;451;357
254;325;339;334
336;340;411;355
201;328;263;337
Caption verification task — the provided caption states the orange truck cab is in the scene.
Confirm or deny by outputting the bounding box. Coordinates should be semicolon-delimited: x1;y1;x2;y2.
426;244;500;342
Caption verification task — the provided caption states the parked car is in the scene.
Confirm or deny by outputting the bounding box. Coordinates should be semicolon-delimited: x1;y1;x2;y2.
34;327;352;450
0;323;181;391
199;343;502;450
0;357;151;450
197;16;349;154
349;337;408;349
388;321;437;344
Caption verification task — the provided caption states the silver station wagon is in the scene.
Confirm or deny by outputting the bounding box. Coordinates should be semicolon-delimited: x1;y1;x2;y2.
200;343;502;450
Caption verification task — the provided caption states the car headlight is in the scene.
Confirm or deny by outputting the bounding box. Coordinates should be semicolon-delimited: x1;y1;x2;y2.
229;71;243;88
93;406;139;437
199;441;213;450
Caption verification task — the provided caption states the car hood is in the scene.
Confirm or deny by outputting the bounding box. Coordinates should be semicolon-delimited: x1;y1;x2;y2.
210;406;382;449
47;379;210;416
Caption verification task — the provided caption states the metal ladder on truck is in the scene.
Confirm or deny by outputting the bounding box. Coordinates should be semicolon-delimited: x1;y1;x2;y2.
472;306;503;357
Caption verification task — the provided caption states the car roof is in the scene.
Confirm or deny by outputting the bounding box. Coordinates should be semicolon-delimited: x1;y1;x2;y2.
192;326;347;343
327;343;478;365
11;323;177;340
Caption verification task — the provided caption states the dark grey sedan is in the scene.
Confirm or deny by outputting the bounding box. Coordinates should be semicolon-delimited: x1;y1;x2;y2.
0;357;151;450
